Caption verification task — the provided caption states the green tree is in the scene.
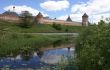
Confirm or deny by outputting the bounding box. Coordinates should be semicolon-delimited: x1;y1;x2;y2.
19;11;33;28
75;20;110;70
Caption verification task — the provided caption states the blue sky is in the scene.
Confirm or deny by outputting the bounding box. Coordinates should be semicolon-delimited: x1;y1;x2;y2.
0;0;82;16
0;0;110;23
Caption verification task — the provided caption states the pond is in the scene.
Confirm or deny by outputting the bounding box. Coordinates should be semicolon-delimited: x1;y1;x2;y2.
0;43;75;69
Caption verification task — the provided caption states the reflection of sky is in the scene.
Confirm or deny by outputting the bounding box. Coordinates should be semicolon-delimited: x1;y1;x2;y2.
43;48;74;57
41;48;74;64
0;47;74;69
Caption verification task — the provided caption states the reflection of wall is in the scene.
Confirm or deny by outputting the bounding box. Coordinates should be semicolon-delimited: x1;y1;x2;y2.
36;44;75;54
41;55;64;64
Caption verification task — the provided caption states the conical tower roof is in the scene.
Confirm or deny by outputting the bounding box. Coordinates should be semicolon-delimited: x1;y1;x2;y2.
37;12;43;17
82;13;88;17
66;16;72;22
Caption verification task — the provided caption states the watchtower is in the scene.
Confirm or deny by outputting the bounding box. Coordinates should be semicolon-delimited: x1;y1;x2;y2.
82;13;88;26
35;12;43;24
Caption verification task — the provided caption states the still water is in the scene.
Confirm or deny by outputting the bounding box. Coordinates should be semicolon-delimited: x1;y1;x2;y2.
0;44;75;69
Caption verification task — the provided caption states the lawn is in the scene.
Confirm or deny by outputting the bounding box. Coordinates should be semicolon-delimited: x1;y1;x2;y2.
0;20;85;33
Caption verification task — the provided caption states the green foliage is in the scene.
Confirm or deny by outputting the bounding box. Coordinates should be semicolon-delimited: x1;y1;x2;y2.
65;28;69;32
52;22;62;31
19;11;33;28
75;20;110;70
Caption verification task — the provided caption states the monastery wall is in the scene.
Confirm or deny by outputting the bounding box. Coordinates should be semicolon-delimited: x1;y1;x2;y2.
42;19;82;26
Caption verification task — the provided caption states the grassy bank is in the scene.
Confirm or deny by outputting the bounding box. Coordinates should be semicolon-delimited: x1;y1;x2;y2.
0;31;74;57
0;20;85;33
0;20;77;57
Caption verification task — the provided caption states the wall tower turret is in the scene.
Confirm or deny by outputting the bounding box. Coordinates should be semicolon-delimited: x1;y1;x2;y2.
82;13;88;26
35;12;43;24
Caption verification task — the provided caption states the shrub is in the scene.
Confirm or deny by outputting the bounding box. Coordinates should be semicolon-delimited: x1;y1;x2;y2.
52;22;62;30
65;28;69;32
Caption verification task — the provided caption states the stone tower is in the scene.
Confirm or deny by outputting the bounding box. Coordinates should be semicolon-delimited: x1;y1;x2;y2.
82;13;88;26
35;12;43;24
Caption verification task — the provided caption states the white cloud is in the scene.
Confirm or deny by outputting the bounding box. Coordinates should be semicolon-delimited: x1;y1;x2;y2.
71;0;110;23
71;4;86;14
57;14;82;22
70;14;82;22
40;0;70;11
57;15;68;20
71;0;110;15
4;5;48;17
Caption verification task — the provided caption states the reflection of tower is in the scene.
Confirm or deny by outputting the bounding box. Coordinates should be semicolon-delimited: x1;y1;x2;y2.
67;47;71;58
67;47;70;52
37;50;44;58
82;13;89;26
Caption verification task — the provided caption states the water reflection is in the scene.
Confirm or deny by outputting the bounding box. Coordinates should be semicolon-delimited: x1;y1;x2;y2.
40;47;74;64
0;44;75;69
37;50;44;58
